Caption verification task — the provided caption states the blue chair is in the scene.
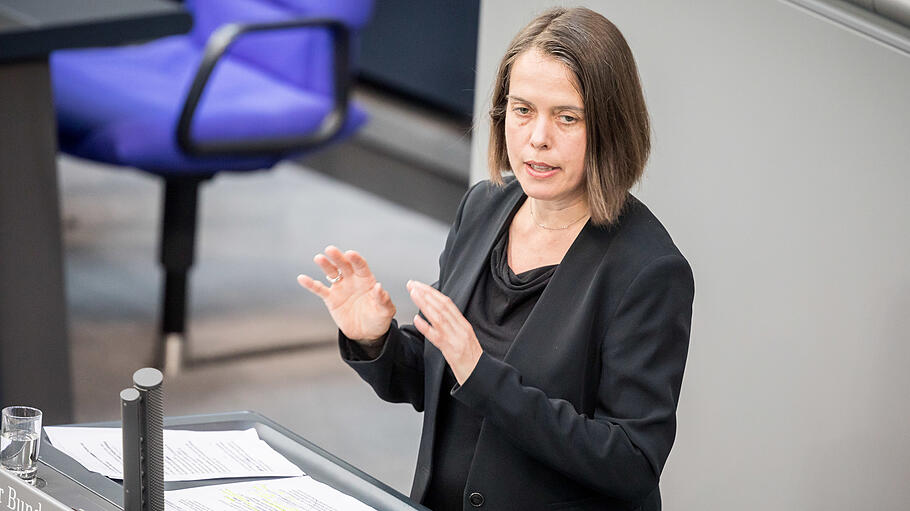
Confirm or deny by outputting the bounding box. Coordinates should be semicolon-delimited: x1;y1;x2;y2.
51;0;374;372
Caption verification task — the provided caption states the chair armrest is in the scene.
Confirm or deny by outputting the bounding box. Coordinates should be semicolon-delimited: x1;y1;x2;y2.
176;18;351;157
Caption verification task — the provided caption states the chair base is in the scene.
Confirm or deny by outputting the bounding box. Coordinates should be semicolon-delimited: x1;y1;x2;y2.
162;333;186;377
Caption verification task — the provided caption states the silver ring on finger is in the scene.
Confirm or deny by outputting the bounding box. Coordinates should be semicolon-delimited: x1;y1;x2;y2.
326;270;343;284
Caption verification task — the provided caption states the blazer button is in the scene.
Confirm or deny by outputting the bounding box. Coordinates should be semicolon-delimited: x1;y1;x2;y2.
468;492;484;507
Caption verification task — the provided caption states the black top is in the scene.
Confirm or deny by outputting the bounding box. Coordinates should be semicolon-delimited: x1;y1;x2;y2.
423;226;556;511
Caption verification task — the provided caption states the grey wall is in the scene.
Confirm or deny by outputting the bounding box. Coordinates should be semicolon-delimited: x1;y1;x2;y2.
470;1;910;509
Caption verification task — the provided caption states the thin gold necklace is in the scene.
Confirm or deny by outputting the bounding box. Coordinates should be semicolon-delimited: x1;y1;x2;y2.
529;200;589;230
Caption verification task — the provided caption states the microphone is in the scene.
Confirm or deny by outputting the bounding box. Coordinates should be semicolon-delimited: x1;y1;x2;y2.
121;368;165;511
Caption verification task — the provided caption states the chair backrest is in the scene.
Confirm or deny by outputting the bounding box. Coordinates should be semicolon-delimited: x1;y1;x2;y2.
187;0;373;95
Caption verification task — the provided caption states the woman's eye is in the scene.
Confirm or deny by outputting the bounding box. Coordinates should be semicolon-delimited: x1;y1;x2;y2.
513;106;530;115
559;115;577;124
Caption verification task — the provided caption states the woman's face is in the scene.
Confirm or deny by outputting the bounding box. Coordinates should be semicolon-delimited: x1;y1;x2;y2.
505;49;587;205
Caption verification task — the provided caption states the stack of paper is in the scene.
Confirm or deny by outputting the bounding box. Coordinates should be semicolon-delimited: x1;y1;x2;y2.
44;427;303;481
44;427;378;511
165;476;377;511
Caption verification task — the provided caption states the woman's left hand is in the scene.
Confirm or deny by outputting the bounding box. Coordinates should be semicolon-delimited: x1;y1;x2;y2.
407;280;483;385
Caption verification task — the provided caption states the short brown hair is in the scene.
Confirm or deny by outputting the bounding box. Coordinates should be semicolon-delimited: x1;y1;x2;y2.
488;7;650;225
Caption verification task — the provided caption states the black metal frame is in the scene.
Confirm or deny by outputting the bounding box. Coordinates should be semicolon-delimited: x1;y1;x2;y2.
159;175;210;349
176;18;351;156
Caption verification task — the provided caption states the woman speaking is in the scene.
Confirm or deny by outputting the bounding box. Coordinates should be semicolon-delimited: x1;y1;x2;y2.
298;7;694;510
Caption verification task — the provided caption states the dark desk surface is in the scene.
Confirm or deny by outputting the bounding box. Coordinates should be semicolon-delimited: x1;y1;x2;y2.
0;0;192;61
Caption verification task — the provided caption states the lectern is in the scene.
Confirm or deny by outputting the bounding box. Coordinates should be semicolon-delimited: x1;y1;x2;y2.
37;411;428;511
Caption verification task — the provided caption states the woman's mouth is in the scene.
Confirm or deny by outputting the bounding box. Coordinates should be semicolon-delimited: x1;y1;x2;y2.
524;161;560;178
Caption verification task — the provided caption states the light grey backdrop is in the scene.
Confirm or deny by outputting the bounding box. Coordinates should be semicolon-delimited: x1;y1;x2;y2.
470;1;910;509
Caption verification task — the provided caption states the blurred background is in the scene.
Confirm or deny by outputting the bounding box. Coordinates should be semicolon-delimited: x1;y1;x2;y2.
2;0;909;509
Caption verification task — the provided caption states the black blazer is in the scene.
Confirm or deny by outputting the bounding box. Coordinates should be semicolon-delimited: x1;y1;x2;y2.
341;179;694;510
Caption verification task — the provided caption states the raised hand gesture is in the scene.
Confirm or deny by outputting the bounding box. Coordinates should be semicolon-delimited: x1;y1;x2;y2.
297;246;396;344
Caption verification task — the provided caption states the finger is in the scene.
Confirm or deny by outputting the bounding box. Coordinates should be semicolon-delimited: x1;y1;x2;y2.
324;245;355;278
406;282;434;314
371;283;393;312
409;287;454;332
408;280;448;303
297;274;330;300
420;285;453;310
413;314;438;345
373;282;393;306
346;250;374;278
409;281;459;326
406;282;430;311
314;254;340;279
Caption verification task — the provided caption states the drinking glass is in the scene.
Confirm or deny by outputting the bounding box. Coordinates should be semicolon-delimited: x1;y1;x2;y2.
1;406;43;485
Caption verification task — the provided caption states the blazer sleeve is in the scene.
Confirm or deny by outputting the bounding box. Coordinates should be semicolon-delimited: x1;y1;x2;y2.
451;254;695;505
338;180;484;411
339;319;428;411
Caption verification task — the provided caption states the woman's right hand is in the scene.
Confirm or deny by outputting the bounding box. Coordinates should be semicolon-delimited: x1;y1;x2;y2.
297;245;396;344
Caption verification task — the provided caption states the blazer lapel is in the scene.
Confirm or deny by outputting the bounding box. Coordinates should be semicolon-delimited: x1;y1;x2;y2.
427;184;525;388
445;188;525;312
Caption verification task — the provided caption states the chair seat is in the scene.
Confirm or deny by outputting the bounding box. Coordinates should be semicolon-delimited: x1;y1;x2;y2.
52;37;366;175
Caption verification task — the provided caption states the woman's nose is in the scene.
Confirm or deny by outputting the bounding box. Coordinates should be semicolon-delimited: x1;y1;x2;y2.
529;118;551;150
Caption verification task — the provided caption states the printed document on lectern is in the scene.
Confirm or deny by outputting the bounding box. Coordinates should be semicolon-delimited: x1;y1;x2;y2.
165;476;378;511
44;427;303;481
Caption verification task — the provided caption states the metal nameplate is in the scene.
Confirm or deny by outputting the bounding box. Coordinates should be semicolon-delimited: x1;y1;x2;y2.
0;468;71;511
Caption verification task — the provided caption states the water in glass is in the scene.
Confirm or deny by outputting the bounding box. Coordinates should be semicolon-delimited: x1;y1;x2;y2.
1;429;40;482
